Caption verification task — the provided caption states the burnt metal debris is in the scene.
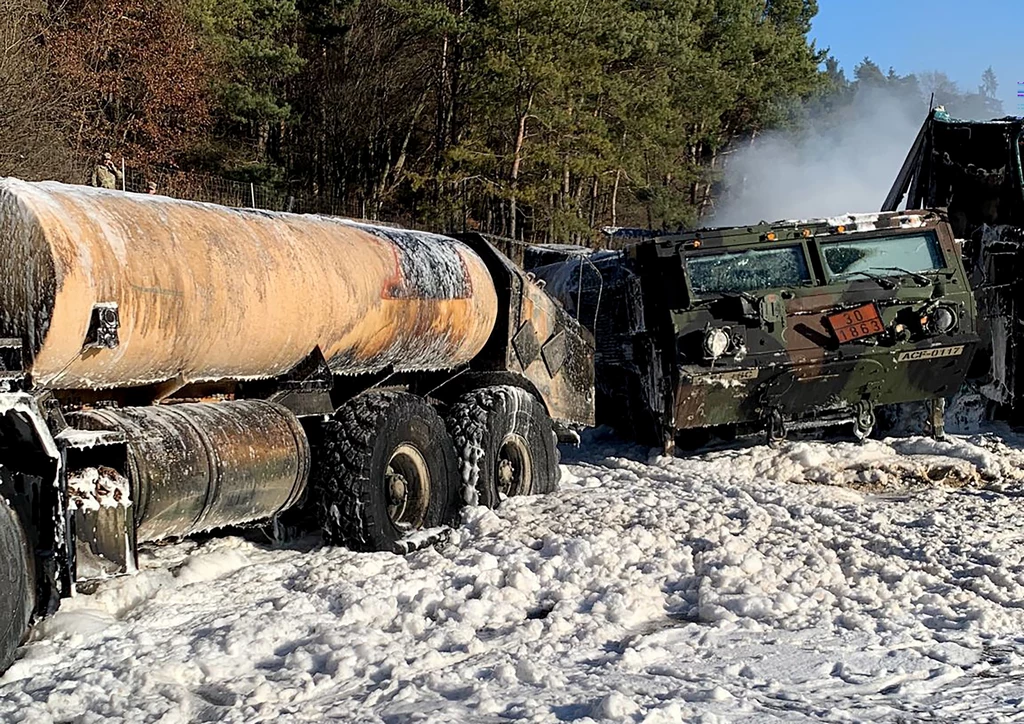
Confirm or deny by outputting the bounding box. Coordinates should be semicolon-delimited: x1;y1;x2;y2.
531;210;979;449
883;109;1024;420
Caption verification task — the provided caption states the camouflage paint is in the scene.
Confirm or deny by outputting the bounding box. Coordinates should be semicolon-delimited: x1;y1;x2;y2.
534;211;978;445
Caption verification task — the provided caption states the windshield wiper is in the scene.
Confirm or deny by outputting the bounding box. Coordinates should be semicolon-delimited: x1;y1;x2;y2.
866;266;933;286
690;290;758;309
835;270;898;290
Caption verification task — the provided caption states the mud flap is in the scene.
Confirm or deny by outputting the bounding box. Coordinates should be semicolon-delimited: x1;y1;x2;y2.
766;408;787;446
0;492;35;673
66;467;136;579
928;397;947;441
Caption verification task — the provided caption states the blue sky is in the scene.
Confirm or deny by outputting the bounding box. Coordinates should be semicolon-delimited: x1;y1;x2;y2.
812;0;1020;116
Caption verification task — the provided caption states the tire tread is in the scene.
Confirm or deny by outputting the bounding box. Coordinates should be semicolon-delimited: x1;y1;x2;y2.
446;385;559;507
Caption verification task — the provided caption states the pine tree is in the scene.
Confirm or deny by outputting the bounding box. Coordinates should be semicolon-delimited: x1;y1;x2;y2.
190;0;305;175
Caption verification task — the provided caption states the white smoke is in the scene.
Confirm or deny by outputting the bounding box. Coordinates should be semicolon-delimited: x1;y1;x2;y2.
710;87;928;227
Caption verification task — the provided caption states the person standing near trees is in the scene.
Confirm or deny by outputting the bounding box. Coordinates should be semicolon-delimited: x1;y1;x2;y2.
91;152;123;190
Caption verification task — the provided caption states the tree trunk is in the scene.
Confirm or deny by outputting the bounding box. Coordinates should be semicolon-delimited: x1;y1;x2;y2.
256;121;270;163
509;95;532;241
611;168;621;228
589;175;598;229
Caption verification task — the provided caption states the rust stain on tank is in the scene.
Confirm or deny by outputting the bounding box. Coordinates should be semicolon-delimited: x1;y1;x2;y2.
0;180;499;390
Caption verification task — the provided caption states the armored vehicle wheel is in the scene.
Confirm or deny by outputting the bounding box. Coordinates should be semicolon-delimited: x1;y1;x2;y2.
447;386;559;508
0;495;34;674
312;391;461;552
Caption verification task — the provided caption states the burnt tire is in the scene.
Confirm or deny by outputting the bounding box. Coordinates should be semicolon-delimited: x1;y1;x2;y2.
446;386;559;508
0;496;34;674
312;391;461;552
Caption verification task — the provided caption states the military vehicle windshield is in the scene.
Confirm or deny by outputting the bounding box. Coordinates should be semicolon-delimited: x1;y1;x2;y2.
822;232;944;279
685;245;810;295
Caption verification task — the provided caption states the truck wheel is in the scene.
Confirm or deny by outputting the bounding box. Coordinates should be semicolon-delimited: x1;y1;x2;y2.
446;386;559;508
312;391;461;552
0;497;34;673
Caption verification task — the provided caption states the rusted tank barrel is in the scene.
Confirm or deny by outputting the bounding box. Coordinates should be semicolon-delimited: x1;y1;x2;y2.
0;179;499;390
70;401;309;542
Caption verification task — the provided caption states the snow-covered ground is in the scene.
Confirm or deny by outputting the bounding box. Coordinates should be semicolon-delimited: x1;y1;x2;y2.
5;431;1024;722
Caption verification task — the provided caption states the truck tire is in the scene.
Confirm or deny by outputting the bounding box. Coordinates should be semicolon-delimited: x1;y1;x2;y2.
446;386;559;508
312;391;461;552
0;497;34;674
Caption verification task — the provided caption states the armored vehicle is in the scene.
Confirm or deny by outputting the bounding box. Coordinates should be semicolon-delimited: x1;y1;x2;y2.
531;210;977;450
884;110;1024;419
0;179;594;673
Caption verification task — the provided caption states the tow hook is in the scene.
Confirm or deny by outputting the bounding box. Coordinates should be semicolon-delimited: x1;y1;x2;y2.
853;400;875;441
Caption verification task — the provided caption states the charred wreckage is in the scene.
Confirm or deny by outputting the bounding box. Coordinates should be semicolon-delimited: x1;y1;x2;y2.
0;179;594;672
528;108;1024;450
3;105;1021;673
884;108;1024;420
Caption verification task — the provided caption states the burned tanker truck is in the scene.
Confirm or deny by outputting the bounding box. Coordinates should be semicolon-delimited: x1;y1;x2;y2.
530;211;978;450
0;179;594;672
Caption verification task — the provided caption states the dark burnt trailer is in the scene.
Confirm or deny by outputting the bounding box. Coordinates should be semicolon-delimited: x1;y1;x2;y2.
883;109;1024;418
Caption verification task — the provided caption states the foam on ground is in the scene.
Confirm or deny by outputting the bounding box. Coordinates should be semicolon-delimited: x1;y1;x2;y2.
3;433;1024;721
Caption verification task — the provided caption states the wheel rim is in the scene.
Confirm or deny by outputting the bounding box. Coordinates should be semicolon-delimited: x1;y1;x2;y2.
497;434;532;497
385;444;431;529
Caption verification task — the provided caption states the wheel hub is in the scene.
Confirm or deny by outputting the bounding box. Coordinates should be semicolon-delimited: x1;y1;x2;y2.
497;459;515;487
385;444;430;529
496;434;532;497
386;471;409;520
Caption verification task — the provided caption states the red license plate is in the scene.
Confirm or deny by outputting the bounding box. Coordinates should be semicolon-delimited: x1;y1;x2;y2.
828;303;885;343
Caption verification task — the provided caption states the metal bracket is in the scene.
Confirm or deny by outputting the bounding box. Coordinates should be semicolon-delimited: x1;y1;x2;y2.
84;303;120;350
758;294;786;333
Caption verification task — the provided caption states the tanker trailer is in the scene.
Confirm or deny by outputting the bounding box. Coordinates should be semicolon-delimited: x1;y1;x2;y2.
0;179;594;673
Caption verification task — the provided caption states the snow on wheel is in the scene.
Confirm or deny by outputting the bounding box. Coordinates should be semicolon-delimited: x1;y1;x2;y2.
446;385;559;508
311;391;461;552
0;493;34;674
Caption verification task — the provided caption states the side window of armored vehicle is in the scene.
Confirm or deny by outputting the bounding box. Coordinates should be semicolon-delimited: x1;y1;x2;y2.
684;245;811;296
820;231;946;281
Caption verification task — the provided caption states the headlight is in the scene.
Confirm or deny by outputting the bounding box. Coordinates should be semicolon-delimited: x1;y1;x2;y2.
929;306;957;334
704;328;731;358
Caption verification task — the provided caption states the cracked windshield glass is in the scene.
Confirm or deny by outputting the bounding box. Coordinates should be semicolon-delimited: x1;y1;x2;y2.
822;232;944;278
685;246;811;295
